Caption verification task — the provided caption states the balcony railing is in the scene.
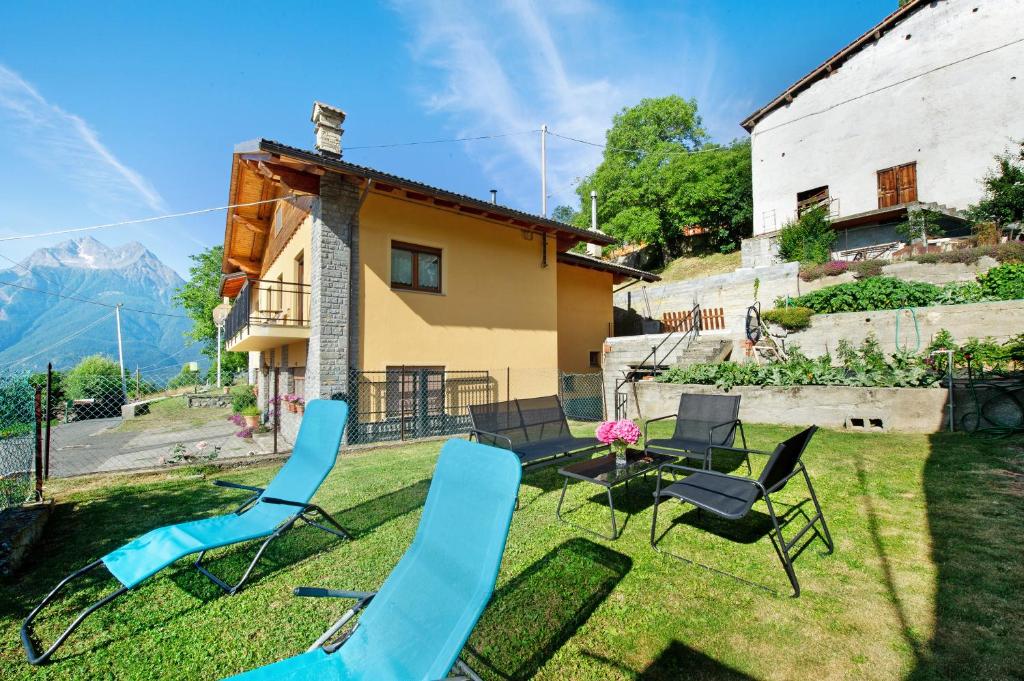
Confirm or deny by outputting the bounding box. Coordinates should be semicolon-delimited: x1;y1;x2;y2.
224;278;311;345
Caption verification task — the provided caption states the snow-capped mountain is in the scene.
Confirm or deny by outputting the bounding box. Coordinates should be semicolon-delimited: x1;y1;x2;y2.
0;237;200;374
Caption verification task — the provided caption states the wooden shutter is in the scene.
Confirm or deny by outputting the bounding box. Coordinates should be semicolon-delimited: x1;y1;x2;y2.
877;167;898;208
896;162;917;203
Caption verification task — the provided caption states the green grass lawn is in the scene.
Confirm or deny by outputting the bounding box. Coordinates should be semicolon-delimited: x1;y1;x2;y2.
1;422;1021;680
115;396;231;433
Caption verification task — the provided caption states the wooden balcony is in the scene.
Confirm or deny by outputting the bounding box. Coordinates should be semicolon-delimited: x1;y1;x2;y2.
224;279;311;352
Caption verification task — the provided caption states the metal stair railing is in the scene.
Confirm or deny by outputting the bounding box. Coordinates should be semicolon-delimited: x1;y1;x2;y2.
614;303;701;418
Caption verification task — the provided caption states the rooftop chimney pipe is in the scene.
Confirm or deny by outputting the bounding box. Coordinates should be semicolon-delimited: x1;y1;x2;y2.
489;189;498;205
587;190;603;257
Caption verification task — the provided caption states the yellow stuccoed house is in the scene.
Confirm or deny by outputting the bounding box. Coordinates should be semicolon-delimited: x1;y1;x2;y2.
218;102;658;443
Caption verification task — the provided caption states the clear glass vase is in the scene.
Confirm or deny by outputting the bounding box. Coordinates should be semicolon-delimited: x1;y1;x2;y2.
612;441;628;467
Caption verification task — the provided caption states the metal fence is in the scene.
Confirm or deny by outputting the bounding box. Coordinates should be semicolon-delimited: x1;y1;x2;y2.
0;361;607;502
0;363;254;499
0;372;37;510
344;368;606;446
346;368;494;445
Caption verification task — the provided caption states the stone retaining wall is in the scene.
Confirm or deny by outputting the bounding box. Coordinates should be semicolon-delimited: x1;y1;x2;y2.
625;381;950;433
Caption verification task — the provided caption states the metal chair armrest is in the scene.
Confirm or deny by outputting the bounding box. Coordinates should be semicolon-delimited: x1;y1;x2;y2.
294;587;377;600
654;461;766;494
213;480;265;493
707;444;773;457
643;413;676;443
262;496;309;509
470;429;514;450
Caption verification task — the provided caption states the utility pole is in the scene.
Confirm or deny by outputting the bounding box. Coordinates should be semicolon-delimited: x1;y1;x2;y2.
587;190;603;257
115;304;127;400
540;123;548;217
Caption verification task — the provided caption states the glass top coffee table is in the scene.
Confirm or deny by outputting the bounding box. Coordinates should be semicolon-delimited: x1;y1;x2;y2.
556;448;676;540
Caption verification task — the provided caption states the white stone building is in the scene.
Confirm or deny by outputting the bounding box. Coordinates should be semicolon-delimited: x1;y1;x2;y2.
741;0;1023;266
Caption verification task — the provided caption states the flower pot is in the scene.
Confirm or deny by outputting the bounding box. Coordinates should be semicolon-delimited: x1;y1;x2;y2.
286;402;298;413
244;415;260;428
296;404;305;414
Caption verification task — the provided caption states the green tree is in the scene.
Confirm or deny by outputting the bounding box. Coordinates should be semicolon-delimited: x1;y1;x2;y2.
573;96;752;261
65;355;121;400
173;246;247;381
967;141;1024;229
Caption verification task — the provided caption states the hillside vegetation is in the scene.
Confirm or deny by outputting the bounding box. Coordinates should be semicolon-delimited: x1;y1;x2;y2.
655;251;741;282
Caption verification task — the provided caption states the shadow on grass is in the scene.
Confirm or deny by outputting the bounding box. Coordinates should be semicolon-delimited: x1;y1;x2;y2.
335;478;431;537
584;640;756;680
907;433;1024;680
464;538;631;680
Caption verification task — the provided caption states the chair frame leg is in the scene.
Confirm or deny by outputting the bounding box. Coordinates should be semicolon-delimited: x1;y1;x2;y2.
20;560;129;665
195;506;352;595
651;466;832;598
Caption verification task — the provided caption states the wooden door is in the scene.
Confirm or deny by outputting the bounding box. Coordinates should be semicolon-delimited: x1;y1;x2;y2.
896;162;917;203
877;167;898;208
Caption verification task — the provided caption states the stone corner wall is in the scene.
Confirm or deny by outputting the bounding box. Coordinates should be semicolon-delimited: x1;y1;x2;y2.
306;174;360;403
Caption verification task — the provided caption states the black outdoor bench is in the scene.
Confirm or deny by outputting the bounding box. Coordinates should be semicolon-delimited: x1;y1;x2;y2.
649;425;834;597
468;395;602;467
644;392;750;473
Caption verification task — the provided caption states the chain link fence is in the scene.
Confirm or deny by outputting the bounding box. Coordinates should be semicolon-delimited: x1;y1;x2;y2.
0;372;37;510
341;368;606;447
1;361;607;501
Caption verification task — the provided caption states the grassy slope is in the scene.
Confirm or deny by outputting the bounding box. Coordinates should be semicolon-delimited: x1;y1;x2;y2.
1;424;1021;680
656;251;741;283
115;396;231;433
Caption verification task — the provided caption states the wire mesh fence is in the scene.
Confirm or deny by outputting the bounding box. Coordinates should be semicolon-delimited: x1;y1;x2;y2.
0;372;37;510
1;360;607;501
342;368;606;446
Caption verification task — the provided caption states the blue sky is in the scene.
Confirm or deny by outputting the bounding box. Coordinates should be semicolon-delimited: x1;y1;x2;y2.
0;0;896;277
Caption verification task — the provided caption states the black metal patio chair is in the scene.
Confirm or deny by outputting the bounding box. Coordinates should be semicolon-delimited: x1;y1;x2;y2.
644;393;748;472
649;425;833;597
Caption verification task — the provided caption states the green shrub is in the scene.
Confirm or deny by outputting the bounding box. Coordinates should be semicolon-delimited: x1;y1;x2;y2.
933;280;986;305
762;306;813;331
977;263;1024;300
783;277;942;314
994;240;1024;263
65;355;122;400
241;405;261;417
230;385;257;413
851;260;885;278
777;206;835;265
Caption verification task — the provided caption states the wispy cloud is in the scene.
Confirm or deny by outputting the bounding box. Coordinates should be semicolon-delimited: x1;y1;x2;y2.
0;64;166;213
392;0;752;212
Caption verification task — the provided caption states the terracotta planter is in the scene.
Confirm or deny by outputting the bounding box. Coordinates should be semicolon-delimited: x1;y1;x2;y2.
286;402;298;413
296;404;305;415
244;415;260;428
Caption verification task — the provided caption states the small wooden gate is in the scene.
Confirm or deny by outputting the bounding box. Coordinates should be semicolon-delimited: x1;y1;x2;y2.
662;307;726;332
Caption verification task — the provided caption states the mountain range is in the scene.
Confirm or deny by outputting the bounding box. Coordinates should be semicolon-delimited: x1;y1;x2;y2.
0;237;202;376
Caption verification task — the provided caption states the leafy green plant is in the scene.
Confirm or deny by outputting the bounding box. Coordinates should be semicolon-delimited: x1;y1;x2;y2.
658;335;941;390
977;263;1024;300
241;405;261;417
230;385;257;413
761;306;813;331
782;277;941;313
778;206;835;264
896;208;947;245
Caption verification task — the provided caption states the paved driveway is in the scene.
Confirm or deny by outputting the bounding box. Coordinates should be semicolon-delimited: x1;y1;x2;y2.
48;415;276;478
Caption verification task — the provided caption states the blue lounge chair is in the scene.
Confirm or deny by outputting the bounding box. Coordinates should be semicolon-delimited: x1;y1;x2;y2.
21;399;351;665
224;438;522;681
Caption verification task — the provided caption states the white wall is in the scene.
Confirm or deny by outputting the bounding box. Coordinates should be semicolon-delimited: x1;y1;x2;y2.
750;0;1023;235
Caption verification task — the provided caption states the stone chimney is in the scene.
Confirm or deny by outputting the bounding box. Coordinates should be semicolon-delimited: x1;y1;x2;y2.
311;101;346;157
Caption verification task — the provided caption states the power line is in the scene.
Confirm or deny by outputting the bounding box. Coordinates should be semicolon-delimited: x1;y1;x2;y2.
546;129;739;157
135;339;204;371
344;130;538;151
753;35;1024;135
0;279;189;319
8;312;116;367
0;196;292;242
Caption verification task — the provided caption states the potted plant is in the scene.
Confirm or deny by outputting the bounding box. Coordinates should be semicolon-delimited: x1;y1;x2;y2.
596;419;641;467
294;396;305;414
241;405;261;428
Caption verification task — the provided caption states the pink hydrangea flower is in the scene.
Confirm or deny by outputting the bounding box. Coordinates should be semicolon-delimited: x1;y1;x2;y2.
595;419;641;445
